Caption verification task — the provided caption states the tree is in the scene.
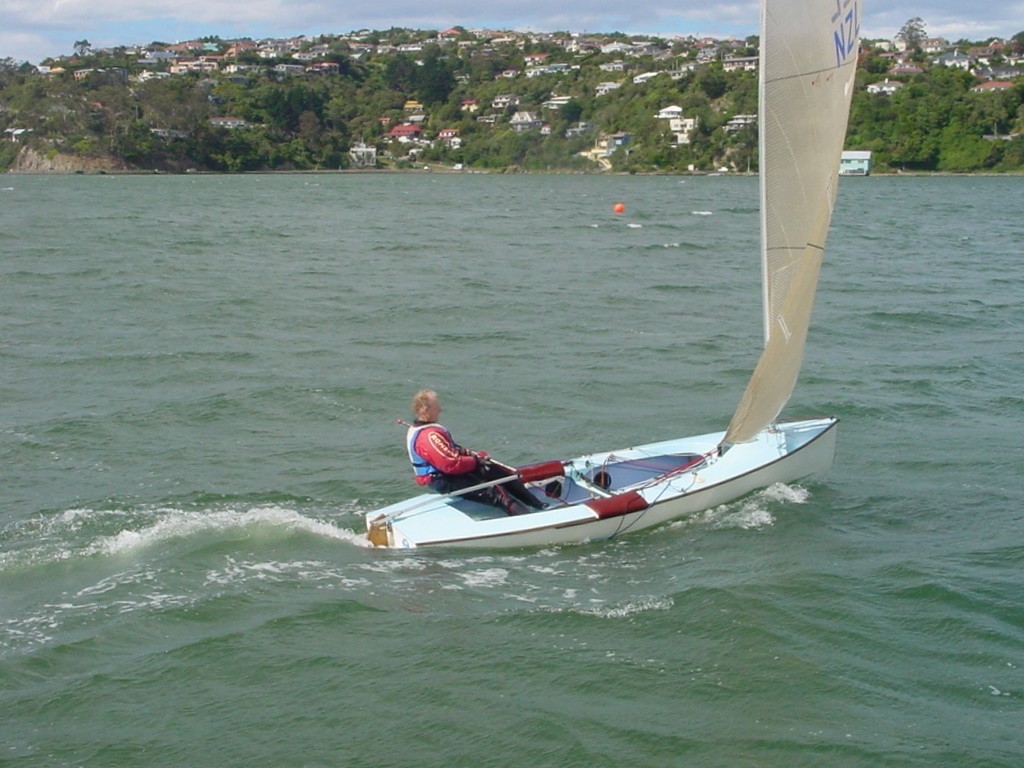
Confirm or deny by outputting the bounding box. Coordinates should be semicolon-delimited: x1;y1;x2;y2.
0;57;23;87
560;98;584;124
415;50;456;106
298;110;322;148
384;54;418;93
73;40;92;57
897;18;926;53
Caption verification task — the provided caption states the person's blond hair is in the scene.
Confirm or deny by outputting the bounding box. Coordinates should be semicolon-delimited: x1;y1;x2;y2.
411;389;437;417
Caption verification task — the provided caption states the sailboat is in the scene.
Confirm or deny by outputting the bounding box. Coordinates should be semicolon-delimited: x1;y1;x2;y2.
365;0;861;549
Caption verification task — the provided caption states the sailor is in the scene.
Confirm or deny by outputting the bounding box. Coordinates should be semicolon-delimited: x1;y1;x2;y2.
407;389;544;514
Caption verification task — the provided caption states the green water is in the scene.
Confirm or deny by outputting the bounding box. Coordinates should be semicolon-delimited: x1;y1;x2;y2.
2;173;1022;766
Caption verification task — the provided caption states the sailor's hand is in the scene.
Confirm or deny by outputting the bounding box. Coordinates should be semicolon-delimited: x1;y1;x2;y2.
475;451;490;467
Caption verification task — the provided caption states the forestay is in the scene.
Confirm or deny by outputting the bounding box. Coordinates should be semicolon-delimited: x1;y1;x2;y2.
723;0;861;445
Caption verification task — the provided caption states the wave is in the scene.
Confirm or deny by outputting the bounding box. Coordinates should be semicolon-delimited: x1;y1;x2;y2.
0;503;371;574
571;594;675;618
88;505;371;556
662;482;810;533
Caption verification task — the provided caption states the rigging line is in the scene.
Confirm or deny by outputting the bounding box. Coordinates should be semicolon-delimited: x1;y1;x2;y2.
608;472;688;540
607;492;658;539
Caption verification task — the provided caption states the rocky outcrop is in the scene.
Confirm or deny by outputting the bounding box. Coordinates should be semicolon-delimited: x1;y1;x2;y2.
10;146;127;173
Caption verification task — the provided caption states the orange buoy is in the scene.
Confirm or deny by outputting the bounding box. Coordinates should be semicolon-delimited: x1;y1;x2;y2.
613;202;626;213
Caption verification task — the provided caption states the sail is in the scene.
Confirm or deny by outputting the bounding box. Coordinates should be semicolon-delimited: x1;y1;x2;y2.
723;0;861;445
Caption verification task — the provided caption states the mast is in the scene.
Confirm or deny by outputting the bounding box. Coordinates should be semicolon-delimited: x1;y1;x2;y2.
758;0;771;348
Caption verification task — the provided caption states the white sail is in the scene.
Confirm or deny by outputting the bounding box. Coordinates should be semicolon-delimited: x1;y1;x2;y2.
723;0;861;445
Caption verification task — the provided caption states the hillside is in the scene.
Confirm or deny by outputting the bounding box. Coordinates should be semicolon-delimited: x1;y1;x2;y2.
2;27;1023;173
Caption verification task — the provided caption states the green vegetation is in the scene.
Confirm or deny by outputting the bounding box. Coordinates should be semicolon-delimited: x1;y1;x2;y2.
1;27;1023;173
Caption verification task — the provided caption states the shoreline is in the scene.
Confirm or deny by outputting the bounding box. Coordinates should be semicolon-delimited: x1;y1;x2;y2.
7;165;1023;177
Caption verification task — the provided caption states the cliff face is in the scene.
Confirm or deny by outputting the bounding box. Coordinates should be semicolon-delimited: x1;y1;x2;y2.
10;146;127;173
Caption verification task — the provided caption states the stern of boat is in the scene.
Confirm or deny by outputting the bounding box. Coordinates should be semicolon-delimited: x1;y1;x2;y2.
366;514;391;547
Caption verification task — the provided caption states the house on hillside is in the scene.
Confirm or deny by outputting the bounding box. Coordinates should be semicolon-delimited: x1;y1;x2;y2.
438;128;462;148
542;95;572;110
492;94;521;110
723;56;757;72
922;37;950;54
971;81;1014;93
580;132;633;168
225;41;257;58
388;124;423;142
724;114;757;131
633;71;662;84
867;79;903;95
890;62;923;76
935;51;971;70
208;117;249;129
510;111;543;132
566;122;596;138
307;62;339;74
669;116;699;145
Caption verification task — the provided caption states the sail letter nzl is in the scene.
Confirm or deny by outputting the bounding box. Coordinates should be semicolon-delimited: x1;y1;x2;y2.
832;0;861;68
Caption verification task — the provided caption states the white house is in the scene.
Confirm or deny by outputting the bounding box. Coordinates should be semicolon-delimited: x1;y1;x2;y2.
542;95;572;110
135;70;171;82
866;79;903;95
971;81;1014;93
725;114;757;131
208;117;249;129
633;71;663;84
935;51;972;70
492;94;520;110
723;56;758;72
669;116;699;145
840;150;872;175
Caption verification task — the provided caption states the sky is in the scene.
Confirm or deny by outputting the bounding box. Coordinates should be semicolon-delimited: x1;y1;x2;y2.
2;0;1022;66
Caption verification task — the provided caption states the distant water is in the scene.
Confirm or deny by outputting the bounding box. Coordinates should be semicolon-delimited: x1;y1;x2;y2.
2;173;1022;767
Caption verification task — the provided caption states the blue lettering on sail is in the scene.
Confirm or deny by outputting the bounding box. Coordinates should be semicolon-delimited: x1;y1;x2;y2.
831;0;860;67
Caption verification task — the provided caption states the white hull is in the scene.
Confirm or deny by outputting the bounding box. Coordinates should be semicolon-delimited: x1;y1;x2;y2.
366;417;837;549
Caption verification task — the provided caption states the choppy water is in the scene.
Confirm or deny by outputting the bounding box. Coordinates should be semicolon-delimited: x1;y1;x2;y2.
2;173;1022;766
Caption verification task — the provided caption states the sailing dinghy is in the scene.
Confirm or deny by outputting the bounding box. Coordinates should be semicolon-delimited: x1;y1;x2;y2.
365;0;861;549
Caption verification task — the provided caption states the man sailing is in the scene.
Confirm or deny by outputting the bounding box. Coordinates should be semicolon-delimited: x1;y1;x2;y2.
406;389;545;515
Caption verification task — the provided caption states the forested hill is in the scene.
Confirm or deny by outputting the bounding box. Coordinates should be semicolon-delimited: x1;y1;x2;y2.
2;27;1023;173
